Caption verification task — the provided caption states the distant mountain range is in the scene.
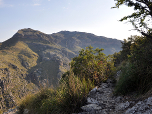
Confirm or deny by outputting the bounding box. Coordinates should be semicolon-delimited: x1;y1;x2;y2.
0;28;122;110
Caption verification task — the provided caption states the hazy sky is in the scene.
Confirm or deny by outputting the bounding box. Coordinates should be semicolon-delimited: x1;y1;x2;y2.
0;0;141;42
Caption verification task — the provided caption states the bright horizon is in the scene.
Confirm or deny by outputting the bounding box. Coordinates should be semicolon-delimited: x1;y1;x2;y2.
0;0;141;42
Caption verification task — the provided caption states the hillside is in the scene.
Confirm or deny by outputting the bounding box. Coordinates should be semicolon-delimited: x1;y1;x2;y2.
51;31;121;55
0;28;122;111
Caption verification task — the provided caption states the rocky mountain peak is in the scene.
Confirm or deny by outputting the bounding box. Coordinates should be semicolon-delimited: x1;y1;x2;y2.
10;28;53;44
1;28;44;48
17;28;42;36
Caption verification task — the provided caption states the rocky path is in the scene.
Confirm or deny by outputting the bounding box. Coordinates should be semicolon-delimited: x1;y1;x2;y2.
74;79;152;114
4;79;152;114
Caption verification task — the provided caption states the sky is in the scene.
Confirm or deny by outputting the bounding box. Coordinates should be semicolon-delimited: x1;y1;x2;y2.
0;0;141;42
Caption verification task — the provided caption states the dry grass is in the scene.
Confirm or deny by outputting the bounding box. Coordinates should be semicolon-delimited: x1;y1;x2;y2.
18;71;95;114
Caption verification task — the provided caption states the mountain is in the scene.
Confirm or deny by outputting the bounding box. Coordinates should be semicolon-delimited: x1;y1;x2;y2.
0;28;122;111
50;31;121;55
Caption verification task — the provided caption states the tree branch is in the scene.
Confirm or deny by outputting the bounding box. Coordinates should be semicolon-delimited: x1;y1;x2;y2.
141;32;152;39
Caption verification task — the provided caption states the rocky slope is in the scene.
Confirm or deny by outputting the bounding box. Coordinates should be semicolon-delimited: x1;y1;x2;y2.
4;71;152;114
73;71;152;114
0;28;122;112
51;31;121;55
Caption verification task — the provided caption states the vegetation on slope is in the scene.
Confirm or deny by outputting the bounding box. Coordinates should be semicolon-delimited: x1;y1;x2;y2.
18;71;94;114
2;28;152;113
69;46;115;86
0;41;39;112
18;46;115;114
114;35;152;95
8;31;152;114
113;0;152;95
51;31;122;55
7;1;152;113
0;28;122;113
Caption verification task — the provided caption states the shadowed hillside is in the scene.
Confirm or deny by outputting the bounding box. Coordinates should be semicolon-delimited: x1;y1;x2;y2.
50;31;122;55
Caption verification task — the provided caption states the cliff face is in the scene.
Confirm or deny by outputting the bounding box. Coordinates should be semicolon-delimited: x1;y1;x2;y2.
0;28;122;111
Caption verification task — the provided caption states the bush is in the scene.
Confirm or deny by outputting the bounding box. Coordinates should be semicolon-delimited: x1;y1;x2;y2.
18;88;55;114
70;46;115;86
55;71;95;113
18;45;114;113
114;36;152;95
18;70;95;114
114;62;137;95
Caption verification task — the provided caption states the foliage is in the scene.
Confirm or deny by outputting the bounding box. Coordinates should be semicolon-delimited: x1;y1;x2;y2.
113;0;152;38
18;70;94;114
113;35;138;66
0;28;121;111
114;35;152;95
70;46;115;86
18;45;116;113
115;62;139;95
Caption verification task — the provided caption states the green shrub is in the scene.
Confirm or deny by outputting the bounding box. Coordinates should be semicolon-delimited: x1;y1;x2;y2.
55;71;95;113
70;46;115;86
18;45;114;113
114;62;137;95
114;36;152;95
18;88;55;114
18;70;95;114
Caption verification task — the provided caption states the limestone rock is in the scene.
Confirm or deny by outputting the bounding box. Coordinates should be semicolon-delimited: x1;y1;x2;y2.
78;78;152;114
87;97;99;104
81;104;102;112
146;97;152;105
116;101;130;111
89;87;98;96
125;100;152;114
